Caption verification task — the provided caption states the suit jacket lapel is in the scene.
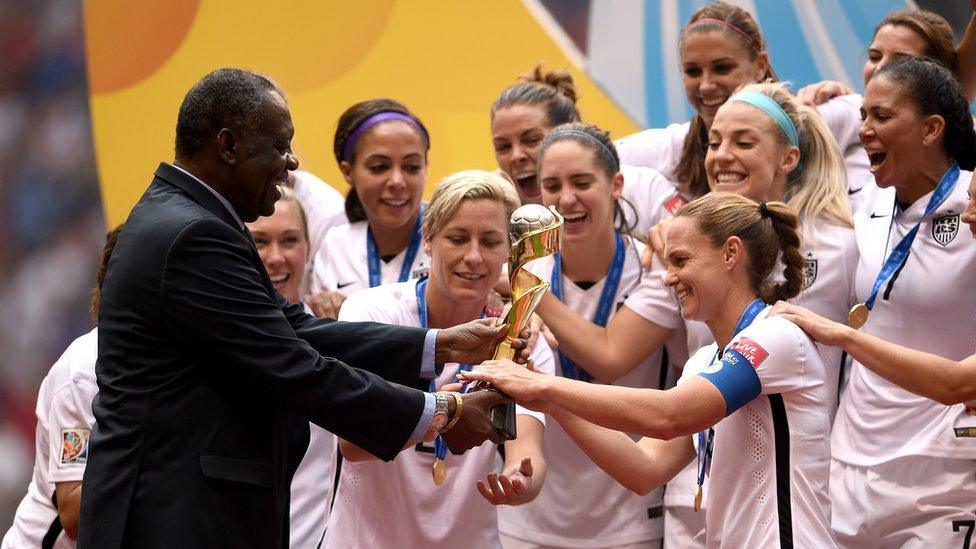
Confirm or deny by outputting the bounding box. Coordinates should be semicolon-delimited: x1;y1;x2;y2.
154;162;246;234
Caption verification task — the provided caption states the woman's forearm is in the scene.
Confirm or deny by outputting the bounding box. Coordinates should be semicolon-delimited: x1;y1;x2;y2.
552;408;695;495
538;295;670;383
537;374;725;440
957;12;976;102
840;327;976;405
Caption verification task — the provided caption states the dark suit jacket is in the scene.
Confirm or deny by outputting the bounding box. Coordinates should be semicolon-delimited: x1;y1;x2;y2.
78;163;429;548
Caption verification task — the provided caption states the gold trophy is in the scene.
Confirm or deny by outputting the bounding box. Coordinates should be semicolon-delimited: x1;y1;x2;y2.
483;204;563;440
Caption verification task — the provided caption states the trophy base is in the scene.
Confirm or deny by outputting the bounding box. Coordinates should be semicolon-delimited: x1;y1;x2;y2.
490;400;517;440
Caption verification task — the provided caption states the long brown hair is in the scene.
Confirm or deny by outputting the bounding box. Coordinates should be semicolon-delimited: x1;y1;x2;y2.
674;1;775;199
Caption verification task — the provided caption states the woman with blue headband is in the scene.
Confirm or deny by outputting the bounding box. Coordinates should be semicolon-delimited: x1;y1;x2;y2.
524;80;854;547
309;98;432;316
463;192;836;547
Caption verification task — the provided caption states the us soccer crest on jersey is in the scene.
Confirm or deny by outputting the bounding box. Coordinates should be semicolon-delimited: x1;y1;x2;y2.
932;213;959;246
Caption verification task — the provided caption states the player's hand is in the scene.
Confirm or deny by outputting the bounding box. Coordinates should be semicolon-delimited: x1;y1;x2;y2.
440;389;512;454
477;457;535;505
796;80;852;106
642;218;672;268
305;290;346;319
437;318;531;365
770;301;849;346
459;359;548;402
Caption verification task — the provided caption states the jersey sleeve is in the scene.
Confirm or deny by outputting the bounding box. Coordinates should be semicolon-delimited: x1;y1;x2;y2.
311;227;342;293
622;271;683;330
46;380;97;483
619;165;684;237
815;94;863;154
614;122;689;177
695;316;808;416
336;286;403;325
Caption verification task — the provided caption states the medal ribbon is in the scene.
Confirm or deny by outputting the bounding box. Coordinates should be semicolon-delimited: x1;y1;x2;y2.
551;232;626;382
696;298;767;507
415;277;478;463
863;164;959;311
367;205;426;288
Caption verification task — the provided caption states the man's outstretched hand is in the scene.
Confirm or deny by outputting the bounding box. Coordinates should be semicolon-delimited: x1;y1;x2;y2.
440;389;512;455
436;318;531;365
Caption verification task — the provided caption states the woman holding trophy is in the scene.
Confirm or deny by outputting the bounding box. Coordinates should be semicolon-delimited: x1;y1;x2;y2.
496;123;667;548
463;193;836;548
322;170;556;549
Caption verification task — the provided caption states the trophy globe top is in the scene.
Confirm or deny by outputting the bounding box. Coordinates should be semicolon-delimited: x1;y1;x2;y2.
509;204;557;243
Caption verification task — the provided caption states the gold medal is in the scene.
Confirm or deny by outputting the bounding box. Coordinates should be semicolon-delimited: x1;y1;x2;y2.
694;485;703;512
848;303;869;329
432;458;447;486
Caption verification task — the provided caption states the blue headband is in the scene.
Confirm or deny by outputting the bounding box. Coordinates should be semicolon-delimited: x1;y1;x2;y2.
342;111;429;162
728;92;799;147
546;128;620;172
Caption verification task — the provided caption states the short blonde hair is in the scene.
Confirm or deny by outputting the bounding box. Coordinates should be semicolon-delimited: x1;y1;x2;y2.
275;184;309;242
423;170;521;239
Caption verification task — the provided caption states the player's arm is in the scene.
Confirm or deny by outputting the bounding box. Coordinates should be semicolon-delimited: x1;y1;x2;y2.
478;414;547;506
773;302;976;404
551;408;695;495
462;363;728;440
54;481;83;539
957;3;976;102
536;294;672;383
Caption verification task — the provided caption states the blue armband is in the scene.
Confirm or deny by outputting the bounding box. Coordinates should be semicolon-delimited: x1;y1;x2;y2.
697;348;762;416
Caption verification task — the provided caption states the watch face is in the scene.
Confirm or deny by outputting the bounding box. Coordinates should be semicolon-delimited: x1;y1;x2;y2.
431;411;449;431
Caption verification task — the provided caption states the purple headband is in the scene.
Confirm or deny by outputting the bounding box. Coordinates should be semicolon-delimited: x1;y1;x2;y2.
341;111;429;162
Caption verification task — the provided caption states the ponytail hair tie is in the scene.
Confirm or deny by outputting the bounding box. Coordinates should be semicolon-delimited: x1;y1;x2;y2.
759;202;770;218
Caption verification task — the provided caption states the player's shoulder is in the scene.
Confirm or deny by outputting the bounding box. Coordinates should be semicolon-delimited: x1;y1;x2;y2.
338;279;416;323
324;220;364;244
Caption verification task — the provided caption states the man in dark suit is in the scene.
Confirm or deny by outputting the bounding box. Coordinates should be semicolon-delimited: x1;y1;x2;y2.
78;68;516;548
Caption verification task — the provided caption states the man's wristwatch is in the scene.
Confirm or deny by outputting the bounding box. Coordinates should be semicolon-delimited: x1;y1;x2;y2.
431;392;452;432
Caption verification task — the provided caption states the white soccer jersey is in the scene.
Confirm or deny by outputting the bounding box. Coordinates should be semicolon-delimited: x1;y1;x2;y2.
627;217;856;415
615;122;689;186
3;329;97;549
288;304;337;549
814;94;876;214
682;309;834;548
620;164;688;239
325;280;554;549
832;170;976;466
500;236;665;547
291;170;348;297
310;219;429;297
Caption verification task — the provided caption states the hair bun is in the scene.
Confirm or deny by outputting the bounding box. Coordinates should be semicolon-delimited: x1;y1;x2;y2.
521;64;578;105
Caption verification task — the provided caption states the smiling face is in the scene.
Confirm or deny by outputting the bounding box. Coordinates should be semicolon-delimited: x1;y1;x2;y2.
863;24;930;85
491;104;553;204
705;102;798;202
228;91;299;222
248;199;308;303
680;29;769;128
341;120;427;230
424;198;509;306
664;216;734;322
858;75;931;190
539;139;621;241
